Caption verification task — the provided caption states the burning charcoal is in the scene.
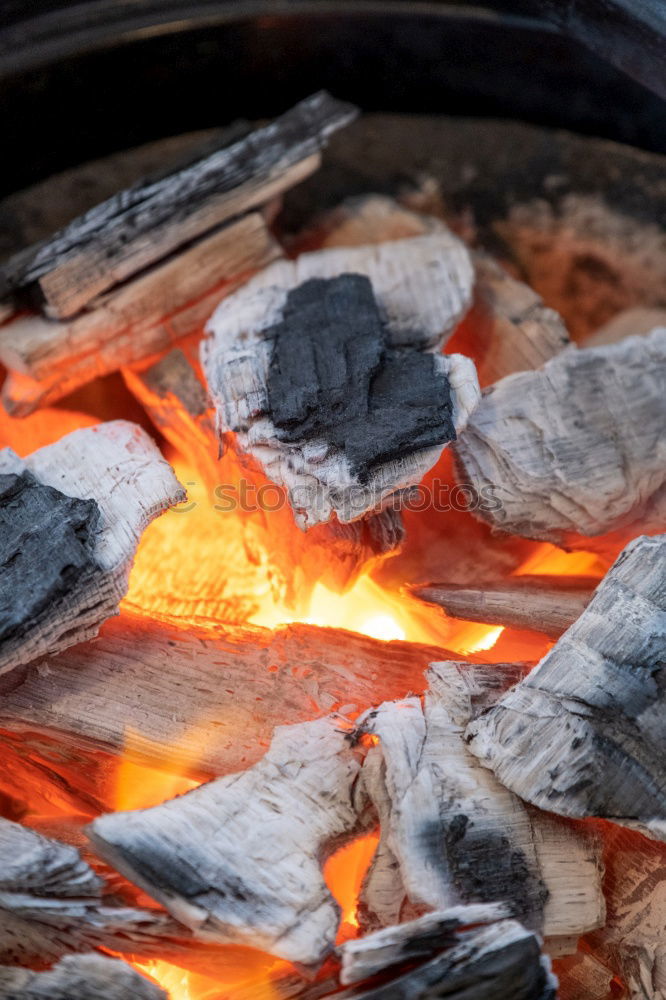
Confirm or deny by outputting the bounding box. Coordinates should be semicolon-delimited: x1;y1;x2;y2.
0;954;167;1000
411;575;597;639
291;195;571;385
336;919;557;1000
0;422;184;680
0;213;280;415
553;951;615;1000
0;817;188;968
0;91;356;320
0;613;448;788
89;715;373;967
123;348;405;603
466;534;666;841
337;902;508;984
454;328;666;543
202;233;478;528
357;661;605;945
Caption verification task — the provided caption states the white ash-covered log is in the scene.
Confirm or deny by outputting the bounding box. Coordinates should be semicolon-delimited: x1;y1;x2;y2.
0;422;183;682
290;194;571;385
337;902;508;985
336;918;557;1000
356;661;605;945
0;91;356;320
123;347;405;601
202;234;478;528
0;611;449;781
0;954;166;1000
466;534;666;841
0;212;281;415
0;817;192;968
411;575;597;639
89;715;372;967
454;328;666;543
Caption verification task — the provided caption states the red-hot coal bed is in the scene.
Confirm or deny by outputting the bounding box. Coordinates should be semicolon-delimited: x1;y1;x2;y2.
0;93;663;1000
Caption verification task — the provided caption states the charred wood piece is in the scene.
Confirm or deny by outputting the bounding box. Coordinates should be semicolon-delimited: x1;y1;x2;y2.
202;233;478;527
0;612;449;781
454;328;666;543
0;954;166;1000
89;715;372;967
336;919;557;1000
357;661;605;941
0;91;356;319
338;902;508;985
0;212;280;416
0;422;183;679
411;575;597;639
466;533;666;841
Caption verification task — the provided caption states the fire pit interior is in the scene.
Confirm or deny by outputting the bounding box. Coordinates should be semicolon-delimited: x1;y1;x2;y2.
0;82;664;1000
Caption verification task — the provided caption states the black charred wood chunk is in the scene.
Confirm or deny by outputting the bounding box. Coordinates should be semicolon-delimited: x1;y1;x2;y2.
267;274;455;482
0;472;100;643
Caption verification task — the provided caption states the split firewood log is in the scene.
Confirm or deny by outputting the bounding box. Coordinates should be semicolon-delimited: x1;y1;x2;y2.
454;328;666;543
0;91;356;319
411;575;597;639
202;234;478;528
466;534;666;841
337;902;508;985
0;954;166;1000
583;305;666;347
89;715;373;967
123;347;405;603
335;918;557;1000
0;422;183;681
290;194;571;386
0;212;281;415
0;610;449;790
357;661;605;945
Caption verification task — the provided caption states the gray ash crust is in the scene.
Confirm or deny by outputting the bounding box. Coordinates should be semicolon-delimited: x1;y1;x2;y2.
266;274;455;484
0;471;101;645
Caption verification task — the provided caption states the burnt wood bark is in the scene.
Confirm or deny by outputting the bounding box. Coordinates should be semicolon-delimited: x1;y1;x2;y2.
0;611;451;781
335;919;557;1000
466;534;666;841
89;716;372;967
337;903;508;985
0;422;183;680
454;328;666;543
0;212;281;415
411;575;597;639
0;954;166;1000
202;233;478;528
357;661;605;944
0;92;356;319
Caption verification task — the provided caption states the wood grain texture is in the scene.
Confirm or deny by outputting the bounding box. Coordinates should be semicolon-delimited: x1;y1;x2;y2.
0;91;355;317
454;328;666;542
357;661;604;942
90;716;372;967
466;534;666;841
412;575;596;639
0;212;281;415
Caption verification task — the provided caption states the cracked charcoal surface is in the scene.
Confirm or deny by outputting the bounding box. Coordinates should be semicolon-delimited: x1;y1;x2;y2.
0;472;100;644
266;274;455;482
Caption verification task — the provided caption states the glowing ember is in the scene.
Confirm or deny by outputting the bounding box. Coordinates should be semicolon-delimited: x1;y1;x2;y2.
459;624;505;654
324;832;381;939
